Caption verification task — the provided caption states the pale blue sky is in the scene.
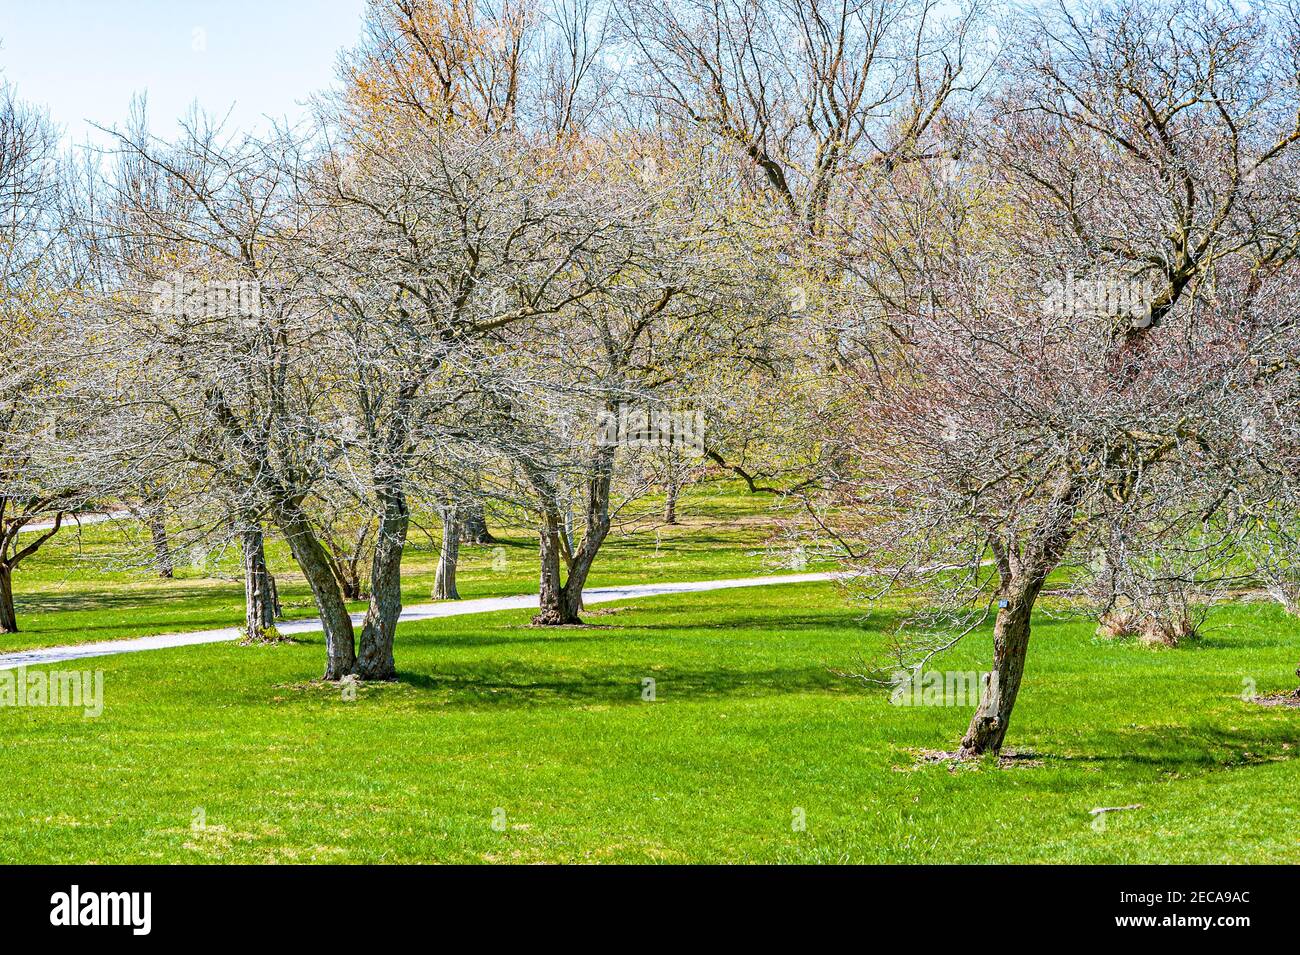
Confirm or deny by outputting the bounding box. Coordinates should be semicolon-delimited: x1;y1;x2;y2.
0;0;369;146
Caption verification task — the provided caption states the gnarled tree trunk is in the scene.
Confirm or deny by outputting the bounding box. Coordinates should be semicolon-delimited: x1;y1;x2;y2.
355;490;408;680
957;576;1041;758
433;505;460;600
958;478;1083;759
275;500;355;680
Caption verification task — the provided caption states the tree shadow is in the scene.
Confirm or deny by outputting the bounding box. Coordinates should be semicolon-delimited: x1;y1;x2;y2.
1049;719;1300;775
391;662;859;708
13;584;242;616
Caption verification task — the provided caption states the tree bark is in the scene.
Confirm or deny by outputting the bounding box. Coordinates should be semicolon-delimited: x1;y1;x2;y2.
958;478;1084;758
333;559;365;600
147;510;174;579
0;509;61;635
664;479;680;524
459;501;495;544
957;577;1041;758
0;565;16;634
355;490;408;680
274;500;356;679
532;450;613;626
433;505;460;600
533;509;584;624
241;520;280;641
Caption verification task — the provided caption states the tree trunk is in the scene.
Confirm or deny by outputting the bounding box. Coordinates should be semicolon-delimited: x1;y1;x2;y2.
275;501;355;680
532;511;584;624
0;564;17;634
241;521;279;641
959;479;1083;759
0;510;61;635
433;506;460;600
530;441;615;627
664;479;680;524
459;502;495;544
147;510;174;579
336;563;365;601
268;566;282;619
957;579;1039;758
355;490;408;680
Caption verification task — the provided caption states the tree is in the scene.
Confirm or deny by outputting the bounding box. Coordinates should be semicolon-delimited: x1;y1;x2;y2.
432;502;461;599
0;87;90;633
812;0;1300;757
90;114;362;676
480;140;773;625
617;0;981;238
290;114;650;674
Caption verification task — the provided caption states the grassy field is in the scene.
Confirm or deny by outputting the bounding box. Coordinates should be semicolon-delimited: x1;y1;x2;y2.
3;483;826;651
2;481;1299;863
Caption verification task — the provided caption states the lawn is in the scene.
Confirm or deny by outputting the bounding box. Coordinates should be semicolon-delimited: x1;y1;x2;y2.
3;482;828;651
2;579;1299;863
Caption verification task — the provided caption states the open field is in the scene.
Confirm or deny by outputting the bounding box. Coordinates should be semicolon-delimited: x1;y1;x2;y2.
3;484;828;651
2;483;1298;864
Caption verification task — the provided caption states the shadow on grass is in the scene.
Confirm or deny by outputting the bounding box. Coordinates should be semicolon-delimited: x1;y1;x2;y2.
388;662;859;708
1050;720;1300;774
628;611;876;635
13;583;247;617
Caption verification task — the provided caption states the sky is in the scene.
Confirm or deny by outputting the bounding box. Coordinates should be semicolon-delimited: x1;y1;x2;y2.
0;0;369;148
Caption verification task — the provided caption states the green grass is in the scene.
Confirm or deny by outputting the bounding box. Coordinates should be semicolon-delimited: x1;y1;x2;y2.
4;481;826;651
3;478;1298;863
2;581;1299;863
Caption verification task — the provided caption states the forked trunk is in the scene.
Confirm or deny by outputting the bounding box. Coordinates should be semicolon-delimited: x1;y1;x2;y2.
0;565;16;634
531;444;614;627
532;512;606;626
532;511;583;625
433;506;460;600
275;501;355;679
356;491;408;680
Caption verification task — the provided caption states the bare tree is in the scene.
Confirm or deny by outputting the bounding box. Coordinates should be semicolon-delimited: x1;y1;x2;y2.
617;0;985;237
0;87;93;632
810;0;1300;757
88;113;362;676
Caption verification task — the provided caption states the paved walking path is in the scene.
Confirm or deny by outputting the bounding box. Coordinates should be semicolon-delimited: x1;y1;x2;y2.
0;572;841;671
16;510;134;534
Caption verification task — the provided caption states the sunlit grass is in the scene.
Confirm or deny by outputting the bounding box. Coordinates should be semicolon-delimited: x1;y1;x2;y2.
1;582;1297;863
4;481;826;650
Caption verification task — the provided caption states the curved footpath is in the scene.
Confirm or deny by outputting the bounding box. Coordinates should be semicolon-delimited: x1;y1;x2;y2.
0;572;841;672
